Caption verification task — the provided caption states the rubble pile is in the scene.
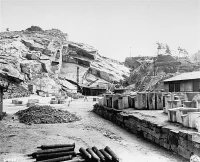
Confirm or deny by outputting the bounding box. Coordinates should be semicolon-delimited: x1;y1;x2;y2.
15;105;79;124
3;84;30;99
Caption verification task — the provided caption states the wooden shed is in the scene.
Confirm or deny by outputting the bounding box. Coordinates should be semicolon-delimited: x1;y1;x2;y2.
163;71;200;92
82;85;107;96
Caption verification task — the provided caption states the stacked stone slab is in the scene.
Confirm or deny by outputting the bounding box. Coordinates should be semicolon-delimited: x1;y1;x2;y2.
93;104;200;160
99;92;164;110
50;97;66;104
166;92;200;131
27;99;39;107
12;99;23;105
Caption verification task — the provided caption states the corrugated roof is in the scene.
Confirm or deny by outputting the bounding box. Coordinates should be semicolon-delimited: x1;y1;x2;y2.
163;71;200;82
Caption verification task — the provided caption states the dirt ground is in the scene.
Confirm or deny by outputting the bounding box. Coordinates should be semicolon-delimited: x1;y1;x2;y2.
0;95;187;162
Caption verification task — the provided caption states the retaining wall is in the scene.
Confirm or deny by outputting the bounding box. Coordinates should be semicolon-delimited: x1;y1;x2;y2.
93;104;200;160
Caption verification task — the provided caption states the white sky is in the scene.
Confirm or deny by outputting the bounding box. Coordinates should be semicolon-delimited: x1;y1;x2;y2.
0;0;199;61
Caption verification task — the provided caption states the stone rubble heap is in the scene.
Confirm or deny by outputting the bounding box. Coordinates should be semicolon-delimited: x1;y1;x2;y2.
15;105;79;124
3;84;30;99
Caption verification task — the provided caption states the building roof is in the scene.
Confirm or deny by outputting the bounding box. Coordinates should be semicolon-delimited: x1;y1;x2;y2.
163;71;200;82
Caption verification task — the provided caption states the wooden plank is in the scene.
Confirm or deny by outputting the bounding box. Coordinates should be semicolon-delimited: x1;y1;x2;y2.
0;88;3;114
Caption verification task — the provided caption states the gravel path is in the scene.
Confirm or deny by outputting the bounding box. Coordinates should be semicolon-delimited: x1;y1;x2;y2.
0;96;187;162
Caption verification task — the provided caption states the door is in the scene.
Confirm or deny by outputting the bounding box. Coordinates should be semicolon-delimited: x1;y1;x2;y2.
193;80;199;92
0;88;3;114
169;83;174;92
175;82;180;92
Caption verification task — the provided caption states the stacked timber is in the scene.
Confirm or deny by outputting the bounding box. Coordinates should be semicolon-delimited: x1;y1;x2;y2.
28;143;120;162
79;146;120;162
28;143;78;162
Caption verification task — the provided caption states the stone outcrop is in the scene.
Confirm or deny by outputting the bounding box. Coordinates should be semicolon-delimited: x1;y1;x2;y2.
0;27;130;96
125;54;200;91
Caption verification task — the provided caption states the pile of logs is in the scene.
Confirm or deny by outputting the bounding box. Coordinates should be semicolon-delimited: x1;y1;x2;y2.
28;143;79;162
79;146;119;162
28;143;120;162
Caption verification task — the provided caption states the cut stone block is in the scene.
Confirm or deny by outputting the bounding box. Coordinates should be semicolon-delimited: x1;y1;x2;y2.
118;97;124;109
188;112;200;128
122;96;129;108
148;93;155;110
178;145;191;159
50;100;58;104
58;99;66;104
168;108;180;122
172;100;182;108
181;114;189;127
165;94;172;112
16;101;23;105
183;101;192;107
196;117;200;132
137;92;148;109
156;93;163;110
178;108;200;124
175;107;199;124
128;96;135;108
167;100;173;109
112;94;120;108
12;100;18;104
27;102;36;107
98;98;104;105
28;99;39;104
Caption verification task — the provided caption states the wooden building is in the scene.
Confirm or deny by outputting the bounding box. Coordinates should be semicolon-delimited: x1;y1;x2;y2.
114;88;128;94
163;71;200;92
82;85;107;96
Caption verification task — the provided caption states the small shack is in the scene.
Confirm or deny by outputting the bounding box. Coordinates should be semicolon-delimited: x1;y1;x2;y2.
163;71;200;92
81;85;107;96
114;88;128;94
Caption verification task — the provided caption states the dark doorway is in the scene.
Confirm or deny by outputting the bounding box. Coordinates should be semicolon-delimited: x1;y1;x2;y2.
193;80;200;92
169;83;174;92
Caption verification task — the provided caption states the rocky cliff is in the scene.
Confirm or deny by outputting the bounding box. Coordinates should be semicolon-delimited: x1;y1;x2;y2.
0;27;130;97
125;54;200;91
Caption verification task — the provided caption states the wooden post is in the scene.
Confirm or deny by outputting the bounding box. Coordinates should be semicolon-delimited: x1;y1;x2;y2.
0;88;3;114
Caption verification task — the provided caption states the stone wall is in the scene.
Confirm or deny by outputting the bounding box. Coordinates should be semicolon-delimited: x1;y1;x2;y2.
93;104;200;160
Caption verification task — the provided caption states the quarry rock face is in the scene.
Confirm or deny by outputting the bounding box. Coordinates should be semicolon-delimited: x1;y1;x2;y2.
125;54;200;92
0;28;130;95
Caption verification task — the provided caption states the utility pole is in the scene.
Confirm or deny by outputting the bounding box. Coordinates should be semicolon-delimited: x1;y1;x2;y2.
177;48;180;73
77;67;79;84
154;50;158;76
153;57;155;76
40;77;41;90
130;46;131;57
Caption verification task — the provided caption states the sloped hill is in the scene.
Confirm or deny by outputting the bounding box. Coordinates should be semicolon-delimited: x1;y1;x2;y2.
60;41;130;87
126;54;200;91
0;27;130;96
189;50;200;63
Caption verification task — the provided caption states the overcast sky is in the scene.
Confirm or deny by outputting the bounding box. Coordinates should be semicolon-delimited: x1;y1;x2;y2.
0;0;199;61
